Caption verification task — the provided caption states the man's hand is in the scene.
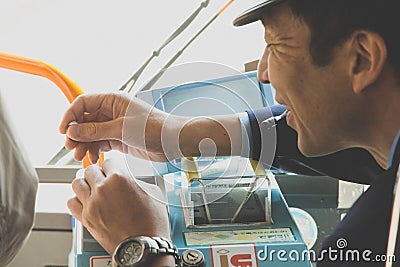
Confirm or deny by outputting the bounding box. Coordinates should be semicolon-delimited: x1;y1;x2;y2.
67;159;171;254
59;93;181;163
59;92;243;164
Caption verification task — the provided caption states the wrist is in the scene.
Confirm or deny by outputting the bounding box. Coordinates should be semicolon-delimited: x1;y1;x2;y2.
112;236;179;267
162;115;191;160
179;115;242;157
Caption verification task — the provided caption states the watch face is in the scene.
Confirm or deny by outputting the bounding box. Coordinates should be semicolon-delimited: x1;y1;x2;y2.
117;240;143;266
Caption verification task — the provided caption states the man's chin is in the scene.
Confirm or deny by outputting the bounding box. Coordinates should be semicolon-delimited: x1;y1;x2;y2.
298;141;339;158
297;139;325;158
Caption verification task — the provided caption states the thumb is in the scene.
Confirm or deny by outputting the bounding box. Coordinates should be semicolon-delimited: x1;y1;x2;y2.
66;119;123;142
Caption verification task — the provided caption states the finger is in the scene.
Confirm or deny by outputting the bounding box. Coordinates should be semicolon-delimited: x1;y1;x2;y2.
74;143;91;161
88;148;100;164
72;141;111;163
88;141;112;164
67;197;83;221
101;158;130;178
88;144;101;164
59;94;99;134
71;178;91;203
108;140;126;153
59;93;123;134
83;110;111;123
66;119;123;143
84;165;106;188
65;137;79;151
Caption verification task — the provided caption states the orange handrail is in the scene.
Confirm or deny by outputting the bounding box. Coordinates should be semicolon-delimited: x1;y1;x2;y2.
0;52;84;103
0;51;102;167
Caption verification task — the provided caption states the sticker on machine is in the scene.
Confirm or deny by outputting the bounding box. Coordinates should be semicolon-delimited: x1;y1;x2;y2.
185;228;295;246
90;255;112;267
211;244;258;267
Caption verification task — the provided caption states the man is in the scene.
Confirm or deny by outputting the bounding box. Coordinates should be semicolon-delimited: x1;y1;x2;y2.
0;95;38;265
60;0;400;266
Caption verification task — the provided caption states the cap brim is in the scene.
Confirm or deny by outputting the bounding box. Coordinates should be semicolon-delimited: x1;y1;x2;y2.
233;0;287;26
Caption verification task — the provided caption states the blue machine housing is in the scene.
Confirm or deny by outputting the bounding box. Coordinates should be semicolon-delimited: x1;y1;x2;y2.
166;171;312;267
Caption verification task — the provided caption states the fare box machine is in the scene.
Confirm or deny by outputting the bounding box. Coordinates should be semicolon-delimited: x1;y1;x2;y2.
70;157;312;267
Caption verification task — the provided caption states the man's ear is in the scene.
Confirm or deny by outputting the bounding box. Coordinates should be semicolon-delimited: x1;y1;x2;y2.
349;30;387;94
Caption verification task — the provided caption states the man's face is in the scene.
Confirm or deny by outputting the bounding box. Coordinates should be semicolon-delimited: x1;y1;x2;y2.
258;4;358;157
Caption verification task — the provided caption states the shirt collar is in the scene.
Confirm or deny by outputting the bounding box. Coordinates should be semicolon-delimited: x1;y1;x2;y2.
388;130;400;169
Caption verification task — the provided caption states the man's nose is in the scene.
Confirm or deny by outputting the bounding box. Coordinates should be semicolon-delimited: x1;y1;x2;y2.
257;47;270;84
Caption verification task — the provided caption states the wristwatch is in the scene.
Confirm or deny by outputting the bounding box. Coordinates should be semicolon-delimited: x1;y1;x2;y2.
112;236;180;267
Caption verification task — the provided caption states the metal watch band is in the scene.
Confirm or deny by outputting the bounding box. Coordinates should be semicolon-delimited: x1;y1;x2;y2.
151;236;180;264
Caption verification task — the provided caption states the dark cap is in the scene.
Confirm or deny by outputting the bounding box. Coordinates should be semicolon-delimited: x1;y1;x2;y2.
233;0;288;26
